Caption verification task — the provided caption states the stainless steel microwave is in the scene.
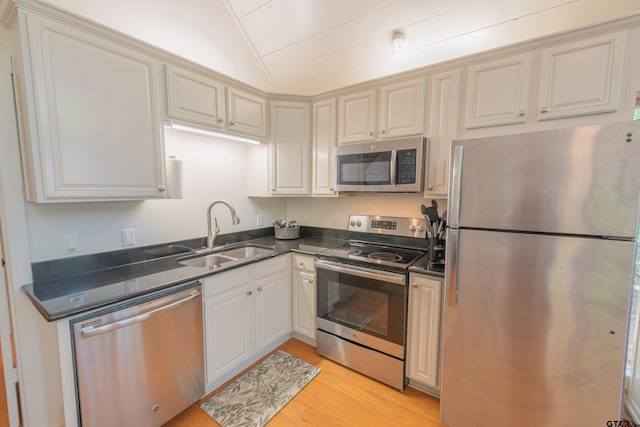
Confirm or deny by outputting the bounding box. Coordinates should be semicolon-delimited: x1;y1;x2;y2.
335;136;425;192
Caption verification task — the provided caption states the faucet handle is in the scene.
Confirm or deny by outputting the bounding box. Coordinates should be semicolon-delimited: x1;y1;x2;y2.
213;217;220;235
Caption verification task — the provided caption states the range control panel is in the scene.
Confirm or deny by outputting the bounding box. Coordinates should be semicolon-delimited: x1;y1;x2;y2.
347;215;427;238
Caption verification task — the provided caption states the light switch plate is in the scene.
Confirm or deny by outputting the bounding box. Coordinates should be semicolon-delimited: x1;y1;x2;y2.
64;233;79;253
121;228;136;246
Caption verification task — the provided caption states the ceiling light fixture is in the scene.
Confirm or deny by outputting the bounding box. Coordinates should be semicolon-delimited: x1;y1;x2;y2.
164;121;264;145
391;31;406;54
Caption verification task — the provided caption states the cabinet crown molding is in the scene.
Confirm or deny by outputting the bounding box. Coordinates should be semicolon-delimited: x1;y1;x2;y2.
0;0;16;27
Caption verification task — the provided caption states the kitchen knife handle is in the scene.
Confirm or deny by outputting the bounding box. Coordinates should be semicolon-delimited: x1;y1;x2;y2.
446;228;459;308
449;145;463;228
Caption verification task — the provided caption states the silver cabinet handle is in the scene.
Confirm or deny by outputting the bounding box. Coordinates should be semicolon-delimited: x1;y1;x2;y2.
217;118;224;123
257;287;262;292
309;279;314;284
540;107;548;114
412;283;418;288
381;129;386;134
247;290;252;296
158;186;166;192
518;111;525;117
229;121;236;125
427;185;433;190
369;131;374;136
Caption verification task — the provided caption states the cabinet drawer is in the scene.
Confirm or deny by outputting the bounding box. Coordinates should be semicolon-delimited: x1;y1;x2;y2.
292;253;315;272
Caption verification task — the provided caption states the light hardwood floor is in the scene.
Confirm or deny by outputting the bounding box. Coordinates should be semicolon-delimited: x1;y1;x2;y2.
164;338;443;427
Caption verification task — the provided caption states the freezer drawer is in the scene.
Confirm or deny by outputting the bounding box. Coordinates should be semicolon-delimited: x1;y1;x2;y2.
441;229;635;426
72;283;204;427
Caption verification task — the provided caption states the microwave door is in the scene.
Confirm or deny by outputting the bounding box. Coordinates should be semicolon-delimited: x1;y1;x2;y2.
338;152;392;186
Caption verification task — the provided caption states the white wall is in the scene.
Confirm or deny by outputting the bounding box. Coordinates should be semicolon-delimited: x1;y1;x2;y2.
25;128;287;262
286;194;445;233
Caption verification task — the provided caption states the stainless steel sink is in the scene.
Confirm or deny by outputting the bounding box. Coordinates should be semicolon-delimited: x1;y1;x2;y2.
178;244;274;270
178;254;236;269
218;246;274;259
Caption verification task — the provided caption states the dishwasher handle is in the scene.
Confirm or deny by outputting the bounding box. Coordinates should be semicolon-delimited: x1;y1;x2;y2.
80;287;201;338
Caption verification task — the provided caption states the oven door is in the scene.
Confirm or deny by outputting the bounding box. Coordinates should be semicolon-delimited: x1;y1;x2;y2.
315;259;407;359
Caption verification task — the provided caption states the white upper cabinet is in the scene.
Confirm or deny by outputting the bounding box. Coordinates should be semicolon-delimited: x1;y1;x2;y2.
226;87;267;138
379;78;426;139
537;32;625;120
337;89;377;144
269;100;311;195
312;99;337;196
425;70;460;199
14;10;167;202
165;64;226;129
464;54;531;129
337;79;426;144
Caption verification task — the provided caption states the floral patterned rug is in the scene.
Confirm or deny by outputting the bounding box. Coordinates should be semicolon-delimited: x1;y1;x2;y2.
200;350;321;427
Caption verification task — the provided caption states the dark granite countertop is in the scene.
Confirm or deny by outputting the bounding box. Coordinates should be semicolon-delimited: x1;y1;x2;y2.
23;226;441;321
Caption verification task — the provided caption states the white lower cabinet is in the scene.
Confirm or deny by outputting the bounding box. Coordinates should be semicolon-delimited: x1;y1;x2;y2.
254;258;292;350
203;255;291;391
291;253;317;344
406;273;443;391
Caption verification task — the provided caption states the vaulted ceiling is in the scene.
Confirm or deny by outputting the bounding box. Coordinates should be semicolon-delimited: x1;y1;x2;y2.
16;0;640;95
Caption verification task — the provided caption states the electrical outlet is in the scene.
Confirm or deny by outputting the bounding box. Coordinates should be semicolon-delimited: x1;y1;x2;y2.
256;214;264;227
121;228;136;246
64;233;79;253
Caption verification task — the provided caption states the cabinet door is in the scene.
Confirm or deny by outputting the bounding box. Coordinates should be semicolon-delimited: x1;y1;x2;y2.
337;89;377;144
464;54;531;129
312;99;337;196
226;87;266;138
254;270;291;352
538;32;625;120
425;70;460;198
203;269;254;388
165;64;225;129
270;101;310;195
380;78;425;139
292;270;316;343
17;11;166;201
406;274;442;389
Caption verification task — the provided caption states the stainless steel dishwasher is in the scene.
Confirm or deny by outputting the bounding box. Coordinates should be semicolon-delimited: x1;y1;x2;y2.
71;281;204;427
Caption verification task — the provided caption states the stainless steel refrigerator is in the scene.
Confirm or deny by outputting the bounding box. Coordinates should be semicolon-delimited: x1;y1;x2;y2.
441;121;640;426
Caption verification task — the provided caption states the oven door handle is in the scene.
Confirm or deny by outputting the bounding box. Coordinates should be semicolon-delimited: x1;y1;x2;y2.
315;259;406;286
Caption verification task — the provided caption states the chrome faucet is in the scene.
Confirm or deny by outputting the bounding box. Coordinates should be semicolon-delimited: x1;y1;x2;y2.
206;200;240;249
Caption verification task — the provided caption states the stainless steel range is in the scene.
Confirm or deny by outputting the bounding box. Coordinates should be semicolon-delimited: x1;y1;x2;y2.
315;215;427;390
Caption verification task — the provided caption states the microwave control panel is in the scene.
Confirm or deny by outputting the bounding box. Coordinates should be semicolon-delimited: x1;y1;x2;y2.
396;149;417;184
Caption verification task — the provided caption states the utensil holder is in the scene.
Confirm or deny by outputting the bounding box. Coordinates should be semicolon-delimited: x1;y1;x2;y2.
428;237;445;263
274;227;300;240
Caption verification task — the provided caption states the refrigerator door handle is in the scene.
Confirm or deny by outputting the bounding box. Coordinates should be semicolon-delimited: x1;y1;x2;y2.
446;228;459;307
449;145;464;228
